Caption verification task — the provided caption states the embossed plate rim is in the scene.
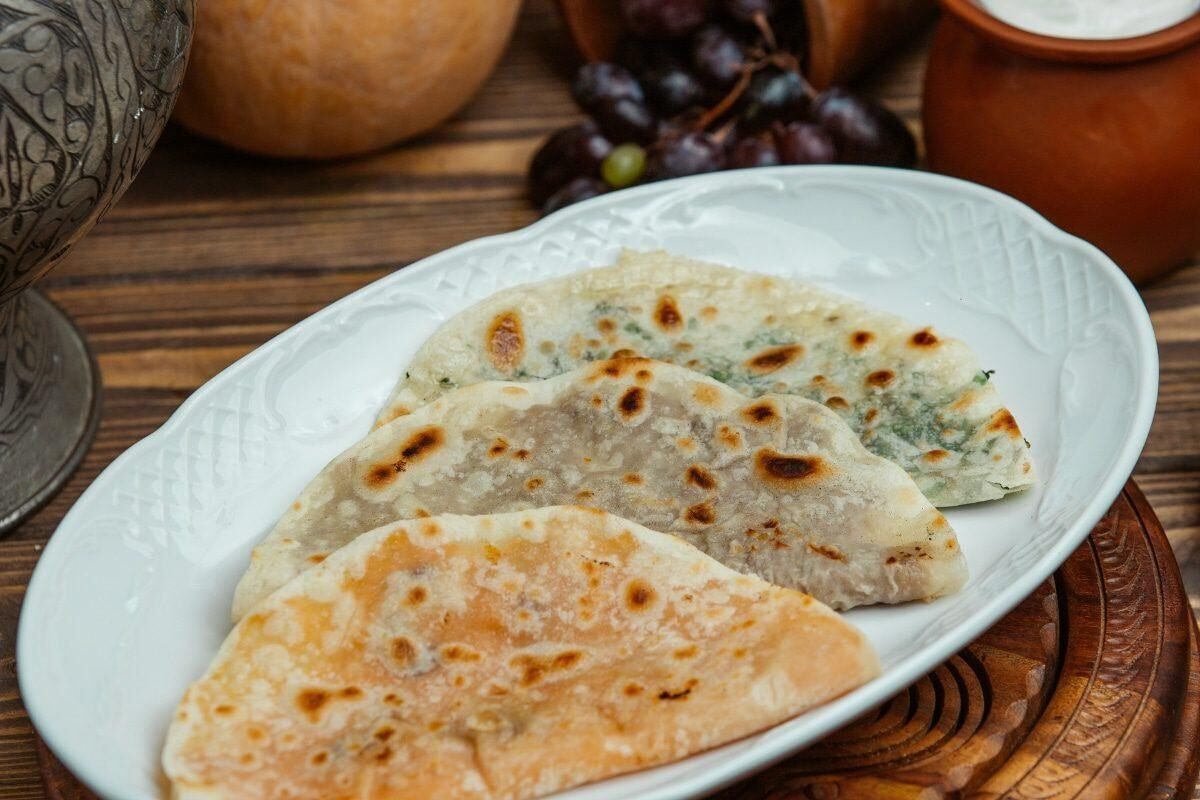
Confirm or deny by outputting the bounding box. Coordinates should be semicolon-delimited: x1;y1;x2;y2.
18;166;1158;800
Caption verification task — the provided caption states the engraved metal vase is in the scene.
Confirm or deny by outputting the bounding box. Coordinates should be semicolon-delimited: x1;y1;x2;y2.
0;0;192;532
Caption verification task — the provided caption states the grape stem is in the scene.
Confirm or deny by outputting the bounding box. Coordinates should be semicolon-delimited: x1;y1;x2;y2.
689;17;819;134
691;57;816;132
752;11;777;51
692;67;753;132
766;51;817;99
712;117;739;144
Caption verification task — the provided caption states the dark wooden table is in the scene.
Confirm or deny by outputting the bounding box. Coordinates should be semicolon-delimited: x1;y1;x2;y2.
2;2;1197;797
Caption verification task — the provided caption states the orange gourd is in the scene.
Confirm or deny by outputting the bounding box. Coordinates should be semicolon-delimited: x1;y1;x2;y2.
174;0;523;158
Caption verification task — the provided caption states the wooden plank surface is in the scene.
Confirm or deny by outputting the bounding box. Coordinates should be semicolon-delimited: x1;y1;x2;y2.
1;2;1197;796
33;483;1200;800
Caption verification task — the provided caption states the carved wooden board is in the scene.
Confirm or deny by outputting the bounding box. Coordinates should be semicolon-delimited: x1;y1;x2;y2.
36;481;1199;799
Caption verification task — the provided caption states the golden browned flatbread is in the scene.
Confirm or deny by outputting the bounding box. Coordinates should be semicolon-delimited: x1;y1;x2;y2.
164;507;879;800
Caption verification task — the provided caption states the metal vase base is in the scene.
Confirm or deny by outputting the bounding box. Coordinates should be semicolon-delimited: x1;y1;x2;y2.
0;289;101;534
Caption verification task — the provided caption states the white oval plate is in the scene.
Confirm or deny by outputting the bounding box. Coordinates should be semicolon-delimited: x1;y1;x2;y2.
20;166;1157;800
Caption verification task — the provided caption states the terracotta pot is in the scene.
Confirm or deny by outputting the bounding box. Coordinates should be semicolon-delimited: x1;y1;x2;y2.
923;0;1200;284
556;0;936;89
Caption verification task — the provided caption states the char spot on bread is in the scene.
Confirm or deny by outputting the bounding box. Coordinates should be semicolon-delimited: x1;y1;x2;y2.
987;409;1022;437
486;311;525;372
658;679;698;701
401;428;443;460
365;427;444;488
851;331;875;349
754;449;829;487
716;425;743;449
391;638;416;665
441;644;482;662
866;370;895;389
746;345;803;375
654;295;683;331
296;689;329;720
684;501;715;525
685;465;717;490
619;357;653;377
692;383;720;406
554;651;583;669
511;650;585;686
624;579;657;611
741;401;778;424
618;387;645;418
909;328;939;348
807;543;846;561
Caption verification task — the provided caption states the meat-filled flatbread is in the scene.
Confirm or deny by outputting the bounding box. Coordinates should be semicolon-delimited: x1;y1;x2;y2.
233;358;967;619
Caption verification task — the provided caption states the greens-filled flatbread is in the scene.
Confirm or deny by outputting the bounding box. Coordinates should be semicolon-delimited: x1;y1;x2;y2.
376;250;1033;507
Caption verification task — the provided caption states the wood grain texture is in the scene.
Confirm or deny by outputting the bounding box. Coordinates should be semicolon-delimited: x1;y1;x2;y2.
2;1;1198;796
34;484;1200;799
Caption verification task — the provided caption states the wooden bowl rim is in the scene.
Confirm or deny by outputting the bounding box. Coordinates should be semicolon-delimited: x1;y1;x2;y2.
940;0;1200;63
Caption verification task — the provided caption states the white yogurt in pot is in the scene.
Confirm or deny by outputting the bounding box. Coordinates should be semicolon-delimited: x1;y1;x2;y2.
980;0;1200;39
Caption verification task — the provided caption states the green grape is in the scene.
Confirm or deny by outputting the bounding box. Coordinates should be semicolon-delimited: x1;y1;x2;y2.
602;143;648;189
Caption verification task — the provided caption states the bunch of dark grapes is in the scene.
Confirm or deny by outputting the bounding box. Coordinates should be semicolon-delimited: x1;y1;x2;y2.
529;0;918;214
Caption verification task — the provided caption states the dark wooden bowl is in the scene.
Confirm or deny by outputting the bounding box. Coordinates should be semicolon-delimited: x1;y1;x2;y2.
555;0;937;88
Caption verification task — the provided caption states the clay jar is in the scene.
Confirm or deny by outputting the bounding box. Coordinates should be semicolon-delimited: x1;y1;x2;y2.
923;0;1200;284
